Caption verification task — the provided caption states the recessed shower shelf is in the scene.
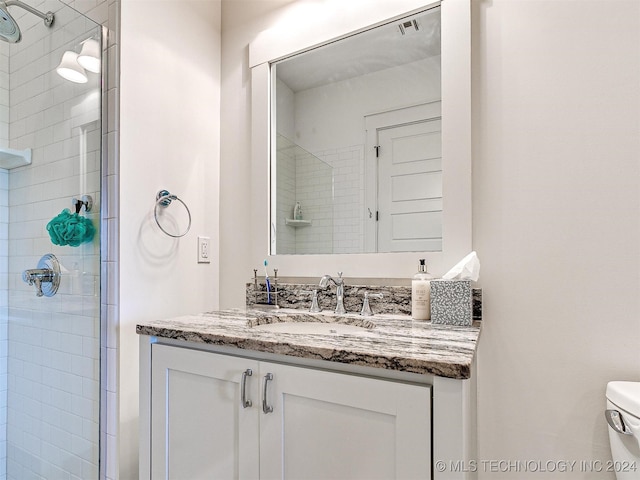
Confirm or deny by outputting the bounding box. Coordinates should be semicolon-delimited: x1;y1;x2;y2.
0;147;31;169
285;218;312;227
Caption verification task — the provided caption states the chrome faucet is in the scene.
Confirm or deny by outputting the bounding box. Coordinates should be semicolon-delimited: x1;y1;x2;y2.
319;272;346;314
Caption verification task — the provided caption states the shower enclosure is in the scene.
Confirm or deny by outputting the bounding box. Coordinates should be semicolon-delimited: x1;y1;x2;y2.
0;1;102;478
275;134;334;254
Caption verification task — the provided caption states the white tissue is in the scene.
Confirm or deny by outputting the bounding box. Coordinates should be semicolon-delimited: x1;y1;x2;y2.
442;251;480;281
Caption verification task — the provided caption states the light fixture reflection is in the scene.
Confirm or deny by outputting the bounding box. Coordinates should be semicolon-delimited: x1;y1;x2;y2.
56;51;88;83
77;38;100;73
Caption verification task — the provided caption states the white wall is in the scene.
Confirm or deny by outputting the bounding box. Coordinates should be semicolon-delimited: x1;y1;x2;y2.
119;1;221;476
221;0;294;308
220;0;640;476
472;1;640;477
275;77;295;140
292;58;440;153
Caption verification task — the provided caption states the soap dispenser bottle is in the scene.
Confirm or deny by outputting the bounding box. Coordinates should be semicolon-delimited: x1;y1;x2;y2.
293;201;303;220
412;259;433;320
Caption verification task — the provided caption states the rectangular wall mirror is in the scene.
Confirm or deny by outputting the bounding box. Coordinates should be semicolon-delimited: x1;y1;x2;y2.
250;0;470;278
272;7;442;255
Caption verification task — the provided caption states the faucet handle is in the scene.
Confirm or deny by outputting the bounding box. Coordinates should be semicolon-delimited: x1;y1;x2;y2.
360;292;383;316
310;289;321;313
299;290;322;312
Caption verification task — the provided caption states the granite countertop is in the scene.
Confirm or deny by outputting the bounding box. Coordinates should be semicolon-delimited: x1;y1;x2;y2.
136;308;481;380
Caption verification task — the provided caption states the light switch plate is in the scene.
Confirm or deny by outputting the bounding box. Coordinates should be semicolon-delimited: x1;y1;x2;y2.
197;236;210;263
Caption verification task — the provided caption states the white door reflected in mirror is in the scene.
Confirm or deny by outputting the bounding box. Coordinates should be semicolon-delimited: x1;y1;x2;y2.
376;117;442;252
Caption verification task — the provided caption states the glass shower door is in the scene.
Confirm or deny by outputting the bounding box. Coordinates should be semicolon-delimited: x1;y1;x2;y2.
0;2;102;478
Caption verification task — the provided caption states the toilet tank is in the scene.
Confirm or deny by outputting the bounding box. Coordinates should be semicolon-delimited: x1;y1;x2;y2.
606;381;640;480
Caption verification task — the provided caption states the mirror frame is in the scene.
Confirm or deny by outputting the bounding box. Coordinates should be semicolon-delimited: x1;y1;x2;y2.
250;0;470;279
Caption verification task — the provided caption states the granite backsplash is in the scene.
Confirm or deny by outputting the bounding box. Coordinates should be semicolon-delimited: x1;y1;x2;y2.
246;282;482;321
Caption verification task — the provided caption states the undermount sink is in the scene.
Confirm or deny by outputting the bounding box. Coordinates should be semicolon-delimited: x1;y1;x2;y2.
248;311;376;335
252;322;373;335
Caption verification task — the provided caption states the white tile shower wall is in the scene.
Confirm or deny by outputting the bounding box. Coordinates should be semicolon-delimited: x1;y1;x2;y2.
312;145;364;254
0;170;8;480
62;0;118;476
0;40;8;480
88;2;118;478
276;136;334;254
276;140;296;254
295;149;333;254
0;45;8;147
20;0;116;478
5;7;102;479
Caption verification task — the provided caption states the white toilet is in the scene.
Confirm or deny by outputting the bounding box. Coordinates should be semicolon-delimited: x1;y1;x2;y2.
606;381;640;479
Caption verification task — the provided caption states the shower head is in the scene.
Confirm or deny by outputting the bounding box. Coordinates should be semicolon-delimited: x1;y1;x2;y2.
0;5;20;43
0;0;54;43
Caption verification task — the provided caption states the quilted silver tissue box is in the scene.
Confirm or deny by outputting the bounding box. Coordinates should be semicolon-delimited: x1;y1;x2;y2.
430;280;473;326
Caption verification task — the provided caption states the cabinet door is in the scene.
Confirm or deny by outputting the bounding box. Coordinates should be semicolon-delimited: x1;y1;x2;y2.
259;362;431;480
151;344;260;480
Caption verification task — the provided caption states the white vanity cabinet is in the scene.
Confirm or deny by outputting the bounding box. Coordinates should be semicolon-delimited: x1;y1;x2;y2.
149;344;260;479
145;343;431;480
260;361;431;479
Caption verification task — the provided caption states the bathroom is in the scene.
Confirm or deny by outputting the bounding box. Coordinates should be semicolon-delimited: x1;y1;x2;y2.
0;0;637;478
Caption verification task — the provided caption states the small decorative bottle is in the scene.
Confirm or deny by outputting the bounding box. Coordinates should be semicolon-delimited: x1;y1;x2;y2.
293;201;303;220
412;259;433;320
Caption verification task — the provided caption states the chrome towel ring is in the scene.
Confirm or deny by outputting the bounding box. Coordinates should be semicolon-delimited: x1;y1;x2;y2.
154;190;192;238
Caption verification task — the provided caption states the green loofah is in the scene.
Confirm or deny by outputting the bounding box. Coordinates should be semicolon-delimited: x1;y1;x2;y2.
47;209;95;247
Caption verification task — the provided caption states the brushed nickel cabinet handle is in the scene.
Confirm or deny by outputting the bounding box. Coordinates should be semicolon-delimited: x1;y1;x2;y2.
262;373;274;414
241;369;252;408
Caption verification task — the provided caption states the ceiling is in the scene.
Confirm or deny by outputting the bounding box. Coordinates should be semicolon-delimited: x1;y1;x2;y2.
275;7;441;93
